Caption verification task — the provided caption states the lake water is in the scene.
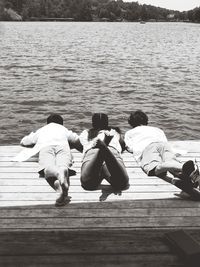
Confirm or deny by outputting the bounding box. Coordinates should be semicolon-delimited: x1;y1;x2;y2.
0;22;200;145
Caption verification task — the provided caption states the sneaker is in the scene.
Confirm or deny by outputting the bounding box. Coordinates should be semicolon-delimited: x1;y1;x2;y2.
181;161;195;185
175;179;200;201
182;160;195;177
182;160;200;187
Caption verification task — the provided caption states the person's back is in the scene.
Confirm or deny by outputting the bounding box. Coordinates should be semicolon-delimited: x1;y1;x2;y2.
31;122;72;146
125;125;167;160
20;114;77;148
125;110;167;160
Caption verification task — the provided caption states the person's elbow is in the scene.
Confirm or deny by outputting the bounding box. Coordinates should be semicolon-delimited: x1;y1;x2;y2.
20;138;34;147
69;139;83;152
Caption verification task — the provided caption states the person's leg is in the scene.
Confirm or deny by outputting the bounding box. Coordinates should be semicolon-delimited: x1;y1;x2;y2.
142;144;200;200
141;142;184;187
154;144;200;189
93;140;129;191
154;160;182;176
44;165;64;199
81;148;106;190
55;145;73;197
39;147;64;205
154;143;182;176
81;138;129;191
145;162;200;200
39;146;58;188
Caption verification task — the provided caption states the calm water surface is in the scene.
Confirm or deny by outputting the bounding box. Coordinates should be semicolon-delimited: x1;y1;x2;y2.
0;22;200;144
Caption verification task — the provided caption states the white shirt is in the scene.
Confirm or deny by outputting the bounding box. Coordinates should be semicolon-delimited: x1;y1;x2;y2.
79;129;122;155
125;125;168;160
14;123;79;161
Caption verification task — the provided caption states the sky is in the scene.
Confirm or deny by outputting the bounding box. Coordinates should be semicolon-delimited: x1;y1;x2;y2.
125;1;200;11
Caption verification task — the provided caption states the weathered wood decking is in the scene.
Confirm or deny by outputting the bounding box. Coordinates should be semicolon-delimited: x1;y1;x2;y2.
1;141;200;266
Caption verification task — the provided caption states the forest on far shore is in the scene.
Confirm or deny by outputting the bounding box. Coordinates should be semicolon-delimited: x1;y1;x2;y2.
0;0;200;22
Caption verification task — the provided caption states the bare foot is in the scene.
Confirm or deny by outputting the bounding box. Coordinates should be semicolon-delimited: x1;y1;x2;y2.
54;180;62;193
104;134;113;146
61;182;69;197
92;138;107;149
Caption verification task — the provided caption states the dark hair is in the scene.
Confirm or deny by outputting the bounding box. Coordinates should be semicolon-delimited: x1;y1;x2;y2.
128;110;148;128
92;113;108;129
88;113;125;150
47;114;63;125
88;113;109;140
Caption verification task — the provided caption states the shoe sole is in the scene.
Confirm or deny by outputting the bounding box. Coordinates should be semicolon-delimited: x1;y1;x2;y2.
175;180;200;201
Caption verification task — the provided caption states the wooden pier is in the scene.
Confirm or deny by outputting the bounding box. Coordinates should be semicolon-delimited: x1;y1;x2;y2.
1;141;200;266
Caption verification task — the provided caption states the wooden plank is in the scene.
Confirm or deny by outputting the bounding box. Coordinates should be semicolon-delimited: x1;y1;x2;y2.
0;199;199;209
0;173;39;178
0;192;182;207
0;141;198;151
0;254;182;267
0;229;181;254
0;216;200;229
0;191;180;201
0;172;158;179
0;156;200;165
165;230;200;264
0;178;173;186
0;184;179;193
2;160;200;167
0;207;199;218
0;229;197;263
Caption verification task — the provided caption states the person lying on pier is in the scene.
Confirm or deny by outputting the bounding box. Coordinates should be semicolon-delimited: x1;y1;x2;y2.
124;110;200;200
15;114;83;206
79;113;129;193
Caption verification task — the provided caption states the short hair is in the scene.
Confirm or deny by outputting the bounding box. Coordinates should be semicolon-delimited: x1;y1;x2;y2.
47;114;63;125
128;110;148;128
92;113;108;130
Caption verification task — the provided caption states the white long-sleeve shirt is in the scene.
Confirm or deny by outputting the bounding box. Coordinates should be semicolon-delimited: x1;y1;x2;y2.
14;123;79;161
124;125;168;161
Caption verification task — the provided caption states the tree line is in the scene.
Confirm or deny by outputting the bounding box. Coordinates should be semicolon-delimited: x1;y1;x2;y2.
0;0;200;22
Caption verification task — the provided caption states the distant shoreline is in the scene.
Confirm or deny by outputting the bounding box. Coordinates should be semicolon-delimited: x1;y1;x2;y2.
1;1;200;24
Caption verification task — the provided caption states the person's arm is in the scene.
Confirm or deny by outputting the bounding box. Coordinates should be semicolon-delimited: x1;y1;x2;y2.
124;131;133;153
69;138;83;152
111;127;126;152
119;135;126;152
67;130;83;152
20;131;38;147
